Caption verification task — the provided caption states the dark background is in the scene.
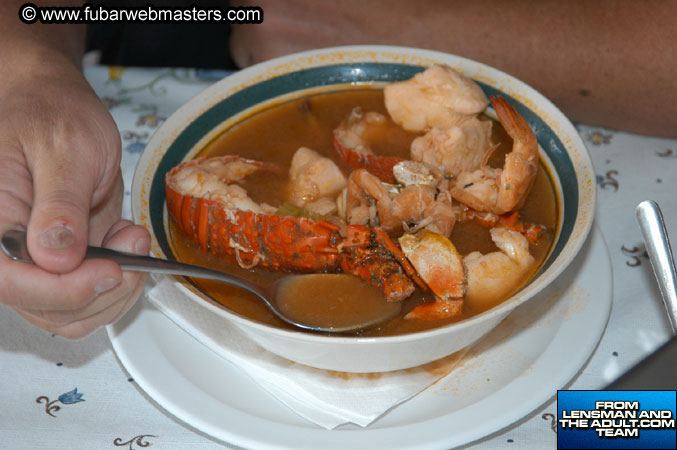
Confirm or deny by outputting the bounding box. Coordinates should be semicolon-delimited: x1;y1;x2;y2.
85;0;237;69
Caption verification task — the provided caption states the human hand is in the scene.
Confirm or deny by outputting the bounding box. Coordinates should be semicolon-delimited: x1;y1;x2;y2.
0;57;150;339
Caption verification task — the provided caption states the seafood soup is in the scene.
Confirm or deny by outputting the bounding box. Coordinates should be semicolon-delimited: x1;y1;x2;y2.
166;66;558;337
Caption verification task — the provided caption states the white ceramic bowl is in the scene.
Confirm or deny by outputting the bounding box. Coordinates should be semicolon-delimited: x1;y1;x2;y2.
132;45;595;373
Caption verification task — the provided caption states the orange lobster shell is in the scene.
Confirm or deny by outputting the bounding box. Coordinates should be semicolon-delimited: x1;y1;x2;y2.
165;157;427;302
332;132;404;184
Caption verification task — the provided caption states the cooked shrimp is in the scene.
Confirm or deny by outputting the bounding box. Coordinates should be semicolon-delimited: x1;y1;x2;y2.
451;169;499;213
398;226;535;320
450;96;539;215
455;205;546;244
341;169;456;237
391;162;454;237
339;168;383;226
392;160;443;187
393;161;545;243
170;155;277;214
342;169;420;230
410;117;493;177
416;189;455;237
384;64;489;132
287;147;346;214
464;227;535;309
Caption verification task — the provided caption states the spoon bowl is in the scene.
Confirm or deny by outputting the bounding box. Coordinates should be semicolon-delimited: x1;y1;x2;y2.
0;229;400;333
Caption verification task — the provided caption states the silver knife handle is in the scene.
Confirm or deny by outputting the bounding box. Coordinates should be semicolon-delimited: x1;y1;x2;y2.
636;200;677;334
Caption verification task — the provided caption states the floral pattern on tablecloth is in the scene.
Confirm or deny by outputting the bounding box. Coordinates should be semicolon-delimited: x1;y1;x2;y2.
0;65;675;450
113;434;158;449
98;66;227;222
35;388;85;417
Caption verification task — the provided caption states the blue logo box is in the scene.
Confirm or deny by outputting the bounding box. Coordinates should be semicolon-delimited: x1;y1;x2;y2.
557;390;676;449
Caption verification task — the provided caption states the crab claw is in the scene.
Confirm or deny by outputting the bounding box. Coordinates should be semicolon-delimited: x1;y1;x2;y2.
399;230;465;300
404;298;463;321
399;230;465;320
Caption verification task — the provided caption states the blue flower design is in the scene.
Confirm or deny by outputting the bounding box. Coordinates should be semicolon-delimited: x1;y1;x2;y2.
58;388;85;404
194;68;232;81
596;170;619;192
125;142;147;154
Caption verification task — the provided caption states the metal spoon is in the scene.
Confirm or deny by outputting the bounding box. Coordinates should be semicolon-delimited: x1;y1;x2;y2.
0;229;401;333
636;200;677;334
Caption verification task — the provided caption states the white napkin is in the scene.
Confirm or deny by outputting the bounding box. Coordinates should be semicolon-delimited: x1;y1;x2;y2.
146;277;468;429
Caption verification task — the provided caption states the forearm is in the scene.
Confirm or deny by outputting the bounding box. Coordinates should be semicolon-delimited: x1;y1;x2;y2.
233;0;677;136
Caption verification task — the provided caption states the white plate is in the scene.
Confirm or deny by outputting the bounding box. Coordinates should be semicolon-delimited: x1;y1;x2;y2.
107;226;612;450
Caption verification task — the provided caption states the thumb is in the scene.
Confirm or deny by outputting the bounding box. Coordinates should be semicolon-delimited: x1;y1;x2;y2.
27;153;97;273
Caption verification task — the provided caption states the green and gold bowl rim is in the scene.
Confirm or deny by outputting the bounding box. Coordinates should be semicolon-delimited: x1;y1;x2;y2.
148;62;577;271
132;46;595;335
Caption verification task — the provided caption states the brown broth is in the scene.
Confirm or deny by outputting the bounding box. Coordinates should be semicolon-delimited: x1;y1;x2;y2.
168;89;558;337
275;274;402;330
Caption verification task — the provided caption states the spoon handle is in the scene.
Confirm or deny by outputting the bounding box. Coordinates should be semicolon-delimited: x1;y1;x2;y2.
0;228;262;296
636;200;677;334
88;246;262;295
86;246;217;278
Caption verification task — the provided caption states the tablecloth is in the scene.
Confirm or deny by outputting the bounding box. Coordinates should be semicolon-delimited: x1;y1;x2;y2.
1;65;675;449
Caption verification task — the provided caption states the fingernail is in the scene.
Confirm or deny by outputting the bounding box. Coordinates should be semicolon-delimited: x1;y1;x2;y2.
39;225;75;249
94;278;120;297
135;237;150;255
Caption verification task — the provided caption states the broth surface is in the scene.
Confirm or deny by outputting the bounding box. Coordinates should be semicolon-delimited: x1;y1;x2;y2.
168;89;558;336
275;274;402;330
